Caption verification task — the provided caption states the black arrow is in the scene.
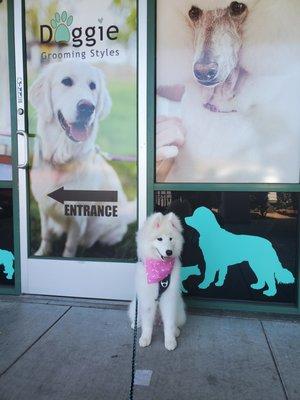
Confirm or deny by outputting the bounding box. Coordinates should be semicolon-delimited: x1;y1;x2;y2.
47;187;118;204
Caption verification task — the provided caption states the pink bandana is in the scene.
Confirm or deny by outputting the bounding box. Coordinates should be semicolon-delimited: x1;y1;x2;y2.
145;258;175;284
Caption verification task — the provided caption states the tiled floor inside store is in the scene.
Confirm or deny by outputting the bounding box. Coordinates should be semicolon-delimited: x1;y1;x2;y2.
0;295;299;400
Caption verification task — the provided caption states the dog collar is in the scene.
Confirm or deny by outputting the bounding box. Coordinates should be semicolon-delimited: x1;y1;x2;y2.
145;258;175;284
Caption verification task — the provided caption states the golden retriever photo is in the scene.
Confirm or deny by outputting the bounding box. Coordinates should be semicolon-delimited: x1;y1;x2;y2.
29;61;136;258
26;0;137;259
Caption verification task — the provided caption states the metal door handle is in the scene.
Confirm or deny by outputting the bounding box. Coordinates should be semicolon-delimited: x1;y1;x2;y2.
17;130;28;169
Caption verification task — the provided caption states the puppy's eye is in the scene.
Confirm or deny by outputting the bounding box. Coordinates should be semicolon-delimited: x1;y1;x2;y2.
61;77;73;87
89;81;96;90
169;238;173;241
188;6;202;22
229;2;247;16
157;237;163;241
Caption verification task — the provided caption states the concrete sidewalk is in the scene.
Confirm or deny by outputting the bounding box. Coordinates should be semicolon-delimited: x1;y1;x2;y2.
0;296;299;400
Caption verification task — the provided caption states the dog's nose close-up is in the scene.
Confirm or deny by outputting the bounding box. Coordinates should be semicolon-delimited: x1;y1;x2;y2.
193;61;218;86
77;100;95;119
166;250;173;256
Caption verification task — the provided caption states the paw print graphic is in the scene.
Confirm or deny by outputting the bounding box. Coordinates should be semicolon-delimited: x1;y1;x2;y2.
51;11;73;44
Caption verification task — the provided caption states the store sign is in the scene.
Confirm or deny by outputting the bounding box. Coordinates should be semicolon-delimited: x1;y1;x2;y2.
25;0;137;260
40;12;119;46
48;187;119;217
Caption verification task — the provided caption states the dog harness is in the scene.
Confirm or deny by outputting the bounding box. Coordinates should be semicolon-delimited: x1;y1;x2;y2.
156;275;171;301
145;258;175;301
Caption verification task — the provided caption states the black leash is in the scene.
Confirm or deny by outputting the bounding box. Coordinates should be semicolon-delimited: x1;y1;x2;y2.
129;298;138;400
128;275;171;399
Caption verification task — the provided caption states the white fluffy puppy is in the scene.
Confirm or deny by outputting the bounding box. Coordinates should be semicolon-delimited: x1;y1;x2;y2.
129;212;186;351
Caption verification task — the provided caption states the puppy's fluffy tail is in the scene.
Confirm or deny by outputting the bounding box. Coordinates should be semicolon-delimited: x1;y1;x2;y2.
275;268;295;284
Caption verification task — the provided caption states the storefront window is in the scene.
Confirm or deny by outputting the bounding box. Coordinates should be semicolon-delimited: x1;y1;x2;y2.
155;191;298;304
155;0;300;184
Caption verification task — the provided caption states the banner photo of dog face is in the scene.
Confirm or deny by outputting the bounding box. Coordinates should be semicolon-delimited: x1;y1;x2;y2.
0;0;12;181
155;190;298;304
0;189;15;286
25;0;137;260
156;0;300;183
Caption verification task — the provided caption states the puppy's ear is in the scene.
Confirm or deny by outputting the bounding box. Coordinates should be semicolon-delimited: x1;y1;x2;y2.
29;67;53;122
168;212;183;233
96;69;112;120
147;212;163;229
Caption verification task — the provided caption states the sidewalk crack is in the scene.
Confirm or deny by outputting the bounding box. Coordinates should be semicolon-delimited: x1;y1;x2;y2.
0;306;72;378
260;320;289;400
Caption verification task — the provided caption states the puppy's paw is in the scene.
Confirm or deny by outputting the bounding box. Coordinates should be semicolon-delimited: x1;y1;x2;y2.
175;328;181;338
165;337;177;351
139;335;151;348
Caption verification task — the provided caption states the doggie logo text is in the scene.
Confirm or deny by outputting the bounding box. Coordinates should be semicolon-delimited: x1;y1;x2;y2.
40;13;119;47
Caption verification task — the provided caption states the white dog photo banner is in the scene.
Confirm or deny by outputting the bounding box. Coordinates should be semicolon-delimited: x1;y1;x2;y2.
25;0;137;261
155;0;300;184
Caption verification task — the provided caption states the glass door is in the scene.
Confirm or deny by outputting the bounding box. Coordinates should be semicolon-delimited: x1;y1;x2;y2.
16;0;145;300
0;0;20;294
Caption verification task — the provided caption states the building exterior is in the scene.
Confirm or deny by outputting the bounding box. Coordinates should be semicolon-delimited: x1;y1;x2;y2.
1;0;299;315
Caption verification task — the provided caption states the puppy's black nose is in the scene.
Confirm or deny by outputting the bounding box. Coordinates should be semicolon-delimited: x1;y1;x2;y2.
77;100;95;119
166;250;173;257
194;61;218;86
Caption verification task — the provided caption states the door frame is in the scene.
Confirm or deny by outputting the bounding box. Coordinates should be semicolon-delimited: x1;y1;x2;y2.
13;0;147;300
0;0;21;296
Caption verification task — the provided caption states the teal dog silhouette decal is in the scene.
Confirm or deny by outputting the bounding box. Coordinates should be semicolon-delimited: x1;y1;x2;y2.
185;207;295;297
0;249;15;280
180;265;201;293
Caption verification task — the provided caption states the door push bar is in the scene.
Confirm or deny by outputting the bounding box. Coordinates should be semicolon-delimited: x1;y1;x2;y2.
17;130;29;169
